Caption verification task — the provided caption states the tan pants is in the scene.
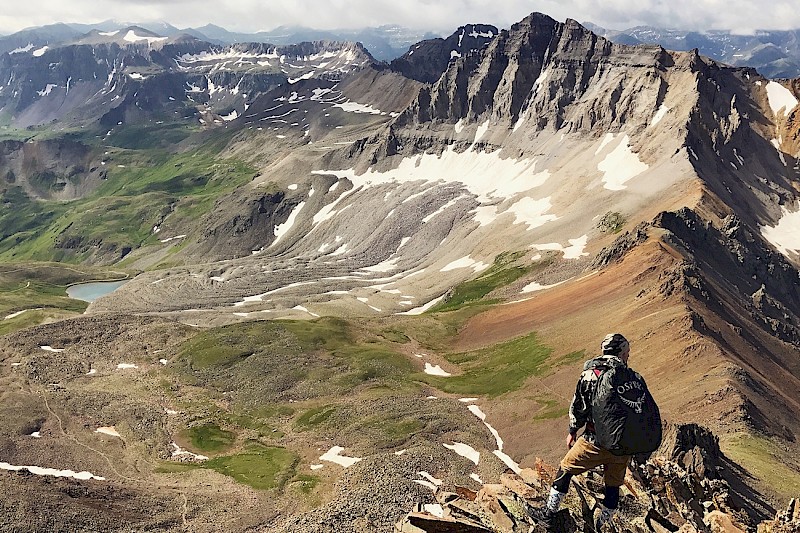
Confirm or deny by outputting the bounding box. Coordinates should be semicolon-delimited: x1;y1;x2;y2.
560;436;631;487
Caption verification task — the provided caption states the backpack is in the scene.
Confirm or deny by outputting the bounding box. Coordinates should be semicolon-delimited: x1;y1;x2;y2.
591;364;662;456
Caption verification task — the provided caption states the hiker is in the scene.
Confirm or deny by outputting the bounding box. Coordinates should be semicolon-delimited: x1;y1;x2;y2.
530;333;661;531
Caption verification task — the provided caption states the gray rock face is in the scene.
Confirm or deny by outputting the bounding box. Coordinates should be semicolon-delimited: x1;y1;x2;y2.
389;24;498;84
0;138;100;200
656;208;800;345
658;423;723;480
398;14;667;130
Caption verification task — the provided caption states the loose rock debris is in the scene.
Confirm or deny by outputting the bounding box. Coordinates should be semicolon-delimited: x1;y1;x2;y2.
396;426;800;533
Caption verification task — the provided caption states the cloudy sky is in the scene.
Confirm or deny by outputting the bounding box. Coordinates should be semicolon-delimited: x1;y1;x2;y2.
1;0;799;36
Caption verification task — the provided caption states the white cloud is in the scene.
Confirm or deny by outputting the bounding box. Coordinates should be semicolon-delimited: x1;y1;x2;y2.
2;1;800;36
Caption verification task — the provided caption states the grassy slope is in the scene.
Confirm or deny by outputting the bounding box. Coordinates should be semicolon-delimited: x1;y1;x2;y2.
430;251;535;313
154;260;578;493
0;262;130;335
0;125;256;263
724;433;800;500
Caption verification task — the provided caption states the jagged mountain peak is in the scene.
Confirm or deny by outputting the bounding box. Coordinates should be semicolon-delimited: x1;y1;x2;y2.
389;22;498;83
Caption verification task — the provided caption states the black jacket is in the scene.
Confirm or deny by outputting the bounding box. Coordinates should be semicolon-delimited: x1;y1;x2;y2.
568;355;627;439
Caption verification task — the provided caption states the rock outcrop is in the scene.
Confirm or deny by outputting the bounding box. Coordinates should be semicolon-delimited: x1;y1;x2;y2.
395;425;787;533
390;24;498;84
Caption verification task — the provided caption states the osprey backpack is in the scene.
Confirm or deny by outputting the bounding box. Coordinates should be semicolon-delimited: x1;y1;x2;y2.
592;364;662;456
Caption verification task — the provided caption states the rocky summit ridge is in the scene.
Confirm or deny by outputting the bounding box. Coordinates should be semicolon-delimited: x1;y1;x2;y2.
0;11;798;533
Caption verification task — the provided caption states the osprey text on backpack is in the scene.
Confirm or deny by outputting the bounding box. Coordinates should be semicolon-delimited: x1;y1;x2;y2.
592;365;662;456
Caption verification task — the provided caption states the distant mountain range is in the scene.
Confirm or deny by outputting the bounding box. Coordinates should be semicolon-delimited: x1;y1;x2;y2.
0;20;800;78
4;19;800;76
0;20;440;61
584;22;800;78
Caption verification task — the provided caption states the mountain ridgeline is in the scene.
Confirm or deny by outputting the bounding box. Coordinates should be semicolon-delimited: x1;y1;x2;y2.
0;11;799;533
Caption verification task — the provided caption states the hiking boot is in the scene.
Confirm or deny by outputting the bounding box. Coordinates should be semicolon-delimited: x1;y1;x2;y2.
593;506;616;533
527;505;557;530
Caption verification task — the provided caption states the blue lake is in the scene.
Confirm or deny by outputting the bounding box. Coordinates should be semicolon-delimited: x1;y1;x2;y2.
66;280;129;302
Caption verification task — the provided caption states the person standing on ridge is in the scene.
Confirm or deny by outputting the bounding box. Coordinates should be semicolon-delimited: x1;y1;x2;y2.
529;333;661;531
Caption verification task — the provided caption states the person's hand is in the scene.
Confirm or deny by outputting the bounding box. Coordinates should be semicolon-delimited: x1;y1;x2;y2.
566;433;576;449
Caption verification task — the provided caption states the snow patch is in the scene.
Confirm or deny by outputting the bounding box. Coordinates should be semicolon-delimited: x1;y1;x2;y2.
319;446;362;467
32;46;48;57
598;135;649;190
766;81;799;116
293;305;320;317
123;30;167;44
95;427;121;438
761;201;800;257
398;294;445;315
9;43;35;54
221;110;238;121
594;133;615;155
533;69;548;91
473;120;490;144
440;256;490;273
332;100;386;115
171;443;208;461
37;84;58;96
443;442;480;464
5;309;37;320
288;71;315;84
424;363;451;377
271;202;305;245
507;196;558;229
116;363;138;369
651;104;670;126
521;280;567;293
40;345;64;353
531;236;588;259
468;405;504;451
424;504;445;518
0;462;105;481
362;258;400;273
469;29;494;38
313;145;551;204
493;450;521;474
418;471;443;486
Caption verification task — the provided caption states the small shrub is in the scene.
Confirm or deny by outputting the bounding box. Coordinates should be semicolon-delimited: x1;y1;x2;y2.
597;211;626;233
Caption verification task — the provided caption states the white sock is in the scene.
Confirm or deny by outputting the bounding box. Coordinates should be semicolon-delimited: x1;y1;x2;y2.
596;505;615;527
546;487;566;513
